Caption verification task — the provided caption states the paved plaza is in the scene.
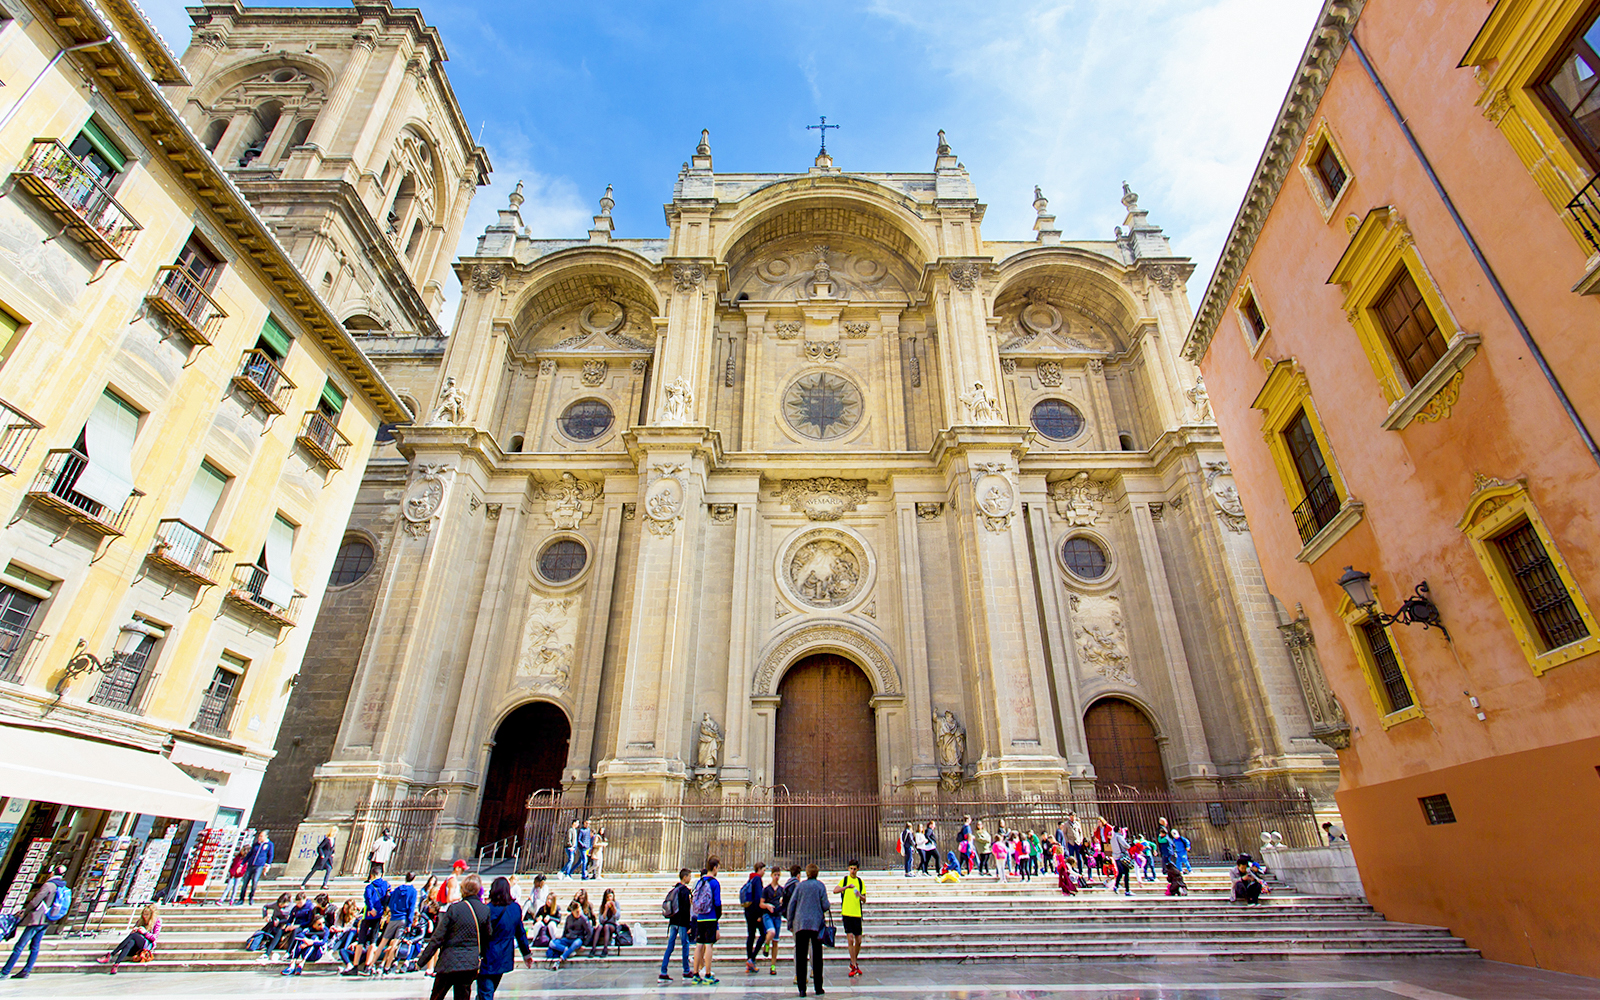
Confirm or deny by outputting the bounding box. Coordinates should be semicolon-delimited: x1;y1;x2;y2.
0;959;1596;1000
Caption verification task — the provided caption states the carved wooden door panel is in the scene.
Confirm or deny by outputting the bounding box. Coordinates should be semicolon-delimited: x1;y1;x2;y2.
1084;697;1168;792
774;654;878;793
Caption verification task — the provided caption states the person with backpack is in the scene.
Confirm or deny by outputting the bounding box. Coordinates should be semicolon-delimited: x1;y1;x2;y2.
689;856;723;985
656;867;693;984
341;872;389;976
740;862;767;973
376;872;420;974
1;864;69;979
833;858;867;979
898;823;915;877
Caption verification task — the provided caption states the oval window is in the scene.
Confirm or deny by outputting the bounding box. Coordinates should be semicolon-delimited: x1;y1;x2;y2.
559;400;614;441
538;539;588;583
1031;399;1085;441
1061;536;1109;580
329;538;375;586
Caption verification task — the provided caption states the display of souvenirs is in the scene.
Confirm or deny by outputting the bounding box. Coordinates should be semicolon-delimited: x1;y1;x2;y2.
124;836;174;906
180;826;230;900
0;839;50;916
70;836;133;929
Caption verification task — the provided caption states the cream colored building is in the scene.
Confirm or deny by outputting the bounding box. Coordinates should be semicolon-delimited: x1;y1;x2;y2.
268;132;1343;861
0;0;406;879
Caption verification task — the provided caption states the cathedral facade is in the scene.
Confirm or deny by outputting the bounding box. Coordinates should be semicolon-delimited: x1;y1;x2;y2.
256;133;1340;859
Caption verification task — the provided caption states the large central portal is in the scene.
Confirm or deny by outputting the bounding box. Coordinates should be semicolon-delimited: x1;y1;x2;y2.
773;652;878;864
477;701;570;849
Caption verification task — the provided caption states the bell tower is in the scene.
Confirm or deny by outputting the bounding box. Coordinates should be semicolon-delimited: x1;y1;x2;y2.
169;1;491;336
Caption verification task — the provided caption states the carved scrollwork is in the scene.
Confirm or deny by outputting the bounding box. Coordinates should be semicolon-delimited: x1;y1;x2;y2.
470;264;504;293
581;359;608;386
1036;361;1063;387
672;264;705;291
947;262;982;291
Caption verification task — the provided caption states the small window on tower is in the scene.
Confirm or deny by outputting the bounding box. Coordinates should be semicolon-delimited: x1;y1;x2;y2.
1237;288;1268;346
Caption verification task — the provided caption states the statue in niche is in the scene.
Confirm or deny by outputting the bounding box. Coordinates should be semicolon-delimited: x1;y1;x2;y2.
1186;374;1213;422
696;712;724;770
961;382;1002;424
934;710;967;791
659;376;694;425
431;376;467;425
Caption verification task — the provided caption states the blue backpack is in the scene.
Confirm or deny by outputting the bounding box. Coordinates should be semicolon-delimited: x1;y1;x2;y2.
739;875;760;910
45;882;71;922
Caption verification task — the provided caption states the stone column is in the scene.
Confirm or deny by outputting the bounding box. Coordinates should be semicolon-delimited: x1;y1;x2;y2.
212;109;257;168
1022;498;1094;786
564;497;629;789
892;497;938;787
305;31;377;156
718;485;760;794
738;307;766;449
880;309;907;450
422;177;479;317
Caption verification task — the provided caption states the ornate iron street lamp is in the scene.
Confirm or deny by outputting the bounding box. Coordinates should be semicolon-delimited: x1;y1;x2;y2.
1336;567;1450;640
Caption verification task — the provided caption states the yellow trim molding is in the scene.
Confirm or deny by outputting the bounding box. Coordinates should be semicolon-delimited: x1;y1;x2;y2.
1235;276;1270;354
1338;591;1425;729
1298;118;1355;222
1458;474;1598;674
1252;359;1363;562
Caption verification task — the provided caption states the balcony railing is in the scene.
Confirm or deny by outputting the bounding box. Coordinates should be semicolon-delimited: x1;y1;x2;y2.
0;625;47;685
11;139;142;259
225;562;303;628
230;349;296;414
148;518;231;587
190;689;237;738
1291;474;1342;546
25;448;142;536
296;410;351;470
0;399;42;476
1568;174;1600;257
145;266;227;346
86;647;152;711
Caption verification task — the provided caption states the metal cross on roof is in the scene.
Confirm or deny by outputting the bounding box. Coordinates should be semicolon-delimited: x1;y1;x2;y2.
807;116;839;154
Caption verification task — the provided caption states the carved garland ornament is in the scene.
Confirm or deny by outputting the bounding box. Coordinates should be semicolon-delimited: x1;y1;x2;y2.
771;477;872;521
1036;361;1063;387
470;264;504;293
581;359;608;386
1412;370;1465;424
672;264;705;291
947;262;982;291
401;464;454;537
643;462;689;536
753;625;902;697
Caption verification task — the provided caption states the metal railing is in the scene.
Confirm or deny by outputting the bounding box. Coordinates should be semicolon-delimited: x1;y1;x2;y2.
25;448;142;535
518;788;1322;875
149;519;231;586
11;139;142;258
230;349;295;414
341;791;446;877
86;647;152;711
0;399;41;476
1567;174;1600;257
296;410;351;470
225;562;303;627
478;835;520;873
190;686;236;738
0;625;47;684
145;266;227;346
1291;474;1341;546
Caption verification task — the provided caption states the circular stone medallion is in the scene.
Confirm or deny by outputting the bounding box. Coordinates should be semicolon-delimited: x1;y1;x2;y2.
974;474;1015;519
788;537;863;607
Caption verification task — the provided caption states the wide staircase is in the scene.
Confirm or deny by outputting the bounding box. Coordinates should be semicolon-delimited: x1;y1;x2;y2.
24;866;1477;974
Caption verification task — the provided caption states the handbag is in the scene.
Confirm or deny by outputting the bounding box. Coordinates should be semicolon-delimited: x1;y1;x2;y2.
614;924;632;947
818;912;836;949
532;924;551;948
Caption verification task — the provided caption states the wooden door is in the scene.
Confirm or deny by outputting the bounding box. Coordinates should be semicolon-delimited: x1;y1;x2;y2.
774;653;878;793
1084;698;1168;792
477;702;570;848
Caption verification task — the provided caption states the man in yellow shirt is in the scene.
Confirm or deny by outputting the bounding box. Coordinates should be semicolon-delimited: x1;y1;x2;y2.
832;859;867;978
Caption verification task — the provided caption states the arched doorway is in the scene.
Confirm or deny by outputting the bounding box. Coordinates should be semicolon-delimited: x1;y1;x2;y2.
477;702;570;848
1084;697;1168;792
773;653;879;863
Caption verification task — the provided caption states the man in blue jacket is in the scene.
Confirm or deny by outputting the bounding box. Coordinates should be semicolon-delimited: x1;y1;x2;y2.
375;872;418;974
244;831;274;904
575;820;594;880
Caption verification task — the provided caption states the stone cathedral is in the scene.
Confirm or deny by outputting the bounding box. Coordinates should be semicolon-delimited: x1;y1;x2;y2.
251;131;1343;858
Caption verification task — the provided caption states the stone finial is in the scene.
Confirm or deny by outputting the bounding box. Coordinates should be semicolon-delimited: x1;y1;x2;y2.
937;129;951;156
509;180;525;211
1034;186;1046;211
1121;181;1138;211
588;184;615;242
696;129;711;157
599;184;614;216
1033;185;1060;244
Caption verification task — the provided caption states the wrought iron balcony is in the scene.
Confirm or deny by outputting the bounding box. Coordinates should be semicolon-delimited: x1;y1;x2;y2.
145;266;227;346
25;448;142;536
148;518;231;587
230;349;296;414
225;562;303;628
0;625;47;685
11;139;142;259
190;689;237;738
1291;474;1342;547
296;410;351;470
0;399;42;476
1568;174;1600;257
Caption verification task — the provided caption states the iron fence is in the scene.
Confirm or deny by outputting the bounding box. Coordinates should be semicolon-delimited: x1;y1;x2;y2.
1291;474;1341;545
519;787;1320;875
341;791;446;877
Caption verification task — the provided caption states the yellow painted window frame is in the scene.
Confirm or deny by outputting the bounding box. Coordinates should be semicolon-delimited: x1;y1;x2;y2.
1298;118;1354;222
1234;277;1270;353
1457;476;1598;674
1461;0;1599;252
1327;207;1464;405
1337;590;1425;729
1251;360;1351;517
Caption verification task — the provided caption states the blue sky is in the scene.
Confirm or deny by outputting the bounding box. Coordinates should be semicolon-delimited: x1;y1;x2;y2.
139;1;1322;326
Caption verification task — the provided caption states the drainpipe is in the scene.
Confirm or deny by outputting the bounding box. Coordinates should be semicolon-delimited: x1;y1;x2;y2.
1349;33;1600;471
0;37;114;135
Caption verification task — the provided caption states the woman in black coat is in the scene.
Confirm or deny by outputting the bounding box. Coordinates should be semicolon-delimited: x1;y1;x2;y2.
416;874;491;1000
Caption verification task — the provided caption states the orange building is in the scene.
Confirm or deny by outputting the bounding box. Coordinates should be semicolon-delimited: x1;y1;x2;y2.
1185;0;1600;977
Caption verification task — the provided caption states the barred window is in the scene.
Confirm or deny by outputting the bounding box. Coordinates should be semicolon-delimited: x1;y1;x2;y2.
329;537;375;587
1494;521;1591;651
1419;793;1456;825
538;539;588;583
1360;619;1413;714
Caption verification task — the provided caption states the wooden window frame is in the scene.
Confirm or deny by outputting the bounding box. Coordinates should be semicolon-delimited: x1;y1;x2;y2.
1251;360;1363;563
1327;207;1480;429
1297;118;1353;221
1339;589;1424;729
1233;278;1269;352
1458;476;1598;674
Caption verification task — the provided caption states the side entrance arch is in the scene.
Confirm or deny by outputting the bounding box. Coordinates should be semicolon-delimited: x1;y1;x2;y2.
477;701;570;848
1083;697;1168;792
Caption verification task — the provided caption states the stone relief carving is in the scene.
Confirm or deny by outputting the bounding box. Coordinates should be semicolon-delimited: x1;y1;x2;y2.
672;263;705;291
541;472;602;530
659;376;694;425
581;359;608;386
771;477;871;521
1052;472;1109;527
1087;358;1104;374
960;382;1003;424
708;503;736;523
1186;374;1213;422
753;624;901;697
737;248;907;302
631;358;649;375
933;709;967;791
515;595;579;693
1205;462;1249;534
621;502;636;520
1148;501;1165;522
1036;361;1063;387
430;375;467;425
1000;358;1017;375
803;341;841;363
789;537;863;607
1070;593;1134;686
724;348;736;387
974;476;1016;532
863;599;876;619
915;502;944;521
643;462;688;536
538;359;557;377
998;298;1095;353
843;321;869;337
401;464;452;537
470;264;503;293
775;601;792;619
1413;370;1465;424
485;503;503;520
908;354;922;387
773;322;802;339
1280;606;1350;750
947;262;982;291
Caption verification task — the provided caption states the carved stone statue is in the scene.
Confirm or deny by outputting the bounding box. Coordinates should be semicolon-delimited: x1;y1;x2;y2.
933;710;966;770
696;712;724;769
1186;374;1213;422
659;376;694;425
432;376;467;425
960;382;1002;424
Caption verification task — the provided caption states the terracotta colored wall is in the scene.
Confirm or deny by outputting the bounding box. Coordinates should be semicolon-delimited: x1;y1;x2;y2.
1196;0;1600;976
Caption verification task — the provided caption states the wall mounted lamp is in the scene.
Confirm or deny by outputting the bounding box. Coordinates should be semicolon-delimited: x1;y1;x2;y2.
1336;567;1450;640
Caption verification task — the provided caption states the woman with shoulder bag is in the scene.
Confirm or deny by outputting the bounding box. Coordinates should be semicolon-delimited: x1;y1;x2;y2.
415;874;491;1000
95;903;160;973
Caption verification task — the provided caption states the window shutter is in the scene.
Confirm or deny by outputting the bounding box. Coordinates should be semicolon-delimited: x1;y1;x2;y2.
320;380;346;414
259;315;293;358
0;308;21;354
260;515;296;606
74;391;139;509
78;119;128;172
177;461;228;530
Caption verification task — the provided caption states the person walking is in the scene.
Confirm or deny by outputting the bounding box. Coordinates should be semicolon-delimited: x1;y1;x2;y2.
760;867;784;975
741;862;767;973
588;825;608;879
911;824;930;876
1;865;69;979
560;819;580;879
478;876;532;1000
416;873;490;1000
1111;826;1133;896
922;822;938;876
303;827;337;889
341;871;389;976
898;823;915;878
832;859;866;979
974;821;992;876
94;901;159;973
689;857;723;985
958;816;974;875
243;830;274;905
785;864;829;997
658;867;694;984
575;820;595;880
368;828;397;879
217;850;247;905
1171;827;1193;874
376;872;420;974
